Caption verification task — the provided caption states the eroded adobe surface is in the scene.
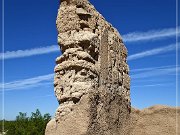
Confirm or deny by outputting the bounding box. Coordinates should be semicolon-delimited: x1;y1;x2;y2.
46;0;130;134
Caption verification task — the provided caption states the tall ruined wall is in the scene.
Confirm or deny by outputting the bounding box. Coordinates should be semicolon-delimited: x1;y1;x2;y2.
46;0;130;135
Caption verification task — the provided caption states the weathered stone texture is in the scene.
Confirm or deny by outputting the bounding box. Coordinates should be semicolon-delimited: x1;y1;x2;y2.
46;0;130;134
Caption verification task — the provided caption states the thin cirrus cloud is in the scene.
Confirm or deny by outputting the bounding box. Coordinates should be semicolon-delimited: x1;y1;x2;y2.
33;94;55;99
131;67;180;79
0;74;54;91
0;45;60;60
0;27;179;60
122;27;179;43
131;83;173;88
130;65;175;73
127;43;178;61
0;66;178;91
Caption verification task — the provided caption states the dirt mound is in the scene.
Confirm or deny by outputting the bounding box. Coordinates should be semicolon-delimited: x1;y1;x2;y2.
128;105;180;135
46;105;179;135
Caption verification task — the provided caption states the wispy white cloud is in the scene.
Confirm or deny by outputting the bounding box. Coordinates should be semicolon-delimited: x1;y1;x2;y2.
1;65;178;91
128;43;177;61
0;45;60;60
0;27;179;60
123;27;179;43
131;67;180;79
0;74;54;91
131;83;173;88
33;94;55;99
130;65;175;73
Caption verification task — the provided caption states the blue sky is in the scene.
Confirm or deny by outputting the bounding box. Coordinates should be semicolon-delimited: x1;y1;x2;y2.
0;0;179;120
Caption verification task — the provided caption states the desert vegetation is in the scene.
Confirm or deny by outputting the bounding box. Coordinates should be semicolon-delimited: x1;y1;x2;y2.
0;109;51;135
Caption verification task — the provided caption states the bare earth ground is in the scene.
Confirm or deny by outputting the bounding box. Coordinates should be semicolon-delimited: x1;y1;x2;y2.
46;105;180;135
127;105;180;135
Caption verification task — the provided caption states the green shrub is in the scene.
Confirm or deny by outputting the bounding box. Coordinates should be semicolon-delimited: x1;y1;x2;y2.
1;109;51;135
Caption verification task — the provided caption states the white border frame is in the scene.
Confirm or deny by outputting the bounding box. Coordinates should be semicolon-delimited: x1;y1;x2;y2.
0;0;179;134
2;0;5;133
176;0;179;134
